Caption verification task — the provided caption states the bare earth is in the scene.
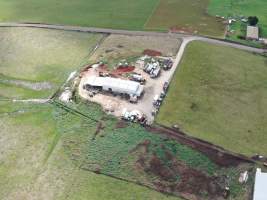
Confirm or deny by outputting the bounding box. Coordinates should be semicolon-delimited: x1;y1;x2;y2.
79;34;182;123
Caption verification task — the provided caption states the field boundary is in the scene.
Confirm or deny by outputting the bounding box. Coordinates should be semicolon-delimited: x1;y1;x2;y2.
0;22;265;53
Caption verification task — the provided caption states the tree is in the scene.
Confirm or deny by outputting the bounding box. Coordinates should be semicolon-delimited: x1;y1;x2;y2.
248;16;259;26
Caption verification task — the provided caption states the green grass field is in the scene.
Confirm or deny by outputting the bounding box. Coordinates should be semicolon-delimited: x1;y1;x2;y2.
209;0;267;37
157;41;267;157
0;0;158;30
0;0;226;37
0;27;103;99
145;0;225;37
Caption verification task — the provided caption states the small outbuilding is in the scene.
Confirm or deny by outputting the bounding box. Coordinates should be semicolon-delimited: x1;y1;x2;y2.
246;26;259;40
253;168;267;200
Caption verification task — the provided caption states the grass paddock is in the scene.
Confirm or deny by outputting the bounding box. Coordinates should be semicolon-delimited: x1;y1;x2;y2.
157;41;267;156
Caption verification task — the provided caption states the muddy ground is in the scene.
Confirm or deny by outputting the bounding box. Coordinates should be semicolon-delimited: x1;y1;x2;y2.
130;129;253;200
147;125;253;167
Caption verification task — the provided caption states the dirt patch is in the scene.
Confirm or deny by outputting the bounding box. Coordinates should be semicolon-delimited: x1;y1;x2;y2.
143;49;162;56
146;125;253;167
130;139;151;154
115;120;129;129
132;141;225;200
89;34;181;63
144;0;225;37
112;66;135;75
92;121;105;140
170;26;195;34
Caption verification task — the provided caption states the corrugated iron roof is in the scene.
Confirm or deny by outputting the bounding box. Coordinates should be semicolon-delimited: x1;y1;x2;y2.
247;26;259;39
253;168;267;200
84;76;143;96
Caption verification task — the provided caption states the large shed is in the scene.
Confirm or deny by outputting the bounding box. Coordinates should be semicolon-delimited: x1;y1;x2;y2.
84;76;144;97
246;26;259;40
253;168;267;200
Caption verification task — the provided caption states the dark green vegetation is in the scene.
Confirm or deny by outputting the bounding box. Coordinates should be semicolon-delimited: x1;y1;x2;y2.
209;0;267;45
157;41;267;157
0;101;181;200
54;97;253;200
145;0;225;37
0;0;158;30
0;27;104;99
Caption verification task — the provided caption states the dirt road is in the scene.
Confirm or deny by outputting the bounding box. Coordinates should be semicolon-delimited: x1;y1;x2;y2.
0;22;265;54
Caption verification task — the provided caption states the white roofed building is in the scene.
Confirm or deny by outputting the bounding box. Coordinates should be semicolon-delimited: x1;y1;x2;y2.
247;26;259;40
84;76;144;97
253;168;267;200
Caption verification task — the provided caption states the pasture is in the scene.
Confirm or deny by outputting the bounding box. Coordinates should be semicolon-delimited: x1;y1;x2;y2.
0;27;104;99
145;0;225;37
0;0;158;30
0;0;226;37
157;41;267;157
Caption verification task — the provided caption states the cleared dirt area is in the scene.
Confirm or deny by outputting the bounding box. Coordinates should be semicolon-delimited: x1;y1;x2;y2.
89;34;181;62
78;34;181;123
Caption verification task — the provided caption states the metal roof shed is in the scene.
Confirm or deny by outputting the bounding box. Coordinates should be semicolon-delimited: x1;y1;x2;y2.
253;168;267;200
247;26;259;40
84;76;144;97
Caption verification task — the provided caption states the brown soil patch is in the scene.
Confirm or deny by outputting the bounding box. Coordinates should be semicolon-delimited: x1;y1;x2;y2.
170;26;195;34
132;142;225;200
143;49;162;56
112;66;135;75
146;125;252;167
115;120;129;129
130;139;151;154
92;121;105;140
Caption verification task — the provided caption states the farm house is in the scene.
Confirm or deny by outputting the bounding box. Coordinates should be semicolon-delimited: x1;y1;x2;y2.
83;76;144;97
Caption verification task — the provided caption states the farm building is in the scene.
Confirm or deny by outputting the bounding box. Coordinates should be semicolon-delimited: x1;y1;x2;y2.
83;76;144;97
253;168;267;200
246;26;259;40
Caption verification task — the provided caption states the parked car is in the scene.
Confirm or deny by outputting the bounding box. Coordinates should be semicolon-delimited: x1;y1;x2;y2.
163;81;169;92
130;74;146;84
